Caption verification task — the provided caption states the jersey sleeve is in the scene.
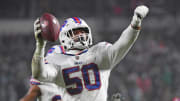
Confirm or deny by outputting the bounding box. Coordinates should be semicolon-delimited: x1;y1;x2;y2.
30;77;41;85
45;45;62;58
34;45;62;83
30;78;63;101
95;25;140;69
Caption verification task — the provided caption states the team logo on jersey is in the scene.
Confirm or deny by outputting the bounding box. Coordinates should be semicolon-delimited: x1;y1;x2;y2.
74;61;82;65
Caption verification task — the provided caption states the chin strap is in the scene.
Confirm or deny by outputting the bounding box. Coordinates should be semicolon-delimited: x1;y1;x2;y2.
80;41;85;46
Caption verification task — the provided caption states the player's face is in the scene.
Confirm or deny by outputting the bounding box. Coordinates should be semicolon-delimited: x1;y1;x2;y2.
72;29;87;42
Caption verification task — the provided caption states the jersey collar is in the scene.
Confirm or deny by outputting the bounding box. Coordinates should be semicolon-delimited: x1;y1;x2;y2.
60;46;88;56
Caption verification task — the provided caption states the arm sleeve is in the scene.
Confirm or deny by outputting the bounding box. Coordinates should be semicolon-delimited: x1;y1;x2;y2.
31;45;61;82
31;45;45;79
97;25;140;69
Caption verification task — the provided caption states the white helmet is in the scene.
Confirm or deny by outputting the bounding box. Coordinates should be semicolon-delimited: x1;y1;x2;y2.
59;17;92;50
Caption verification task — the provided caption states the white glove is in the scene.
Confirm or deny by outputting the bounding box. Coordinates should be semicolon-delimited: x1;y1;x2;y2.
131;5;149;29
34;18;47;47
135;5;149;19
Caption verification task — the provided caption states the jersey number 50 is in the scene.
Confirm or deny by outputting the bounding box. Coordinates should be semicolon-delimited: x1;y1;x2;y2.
62;63;101;95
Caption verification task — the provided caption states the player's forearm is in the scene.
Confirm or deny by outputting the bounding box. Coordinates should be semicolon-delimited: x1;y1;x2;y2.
34;42;46;58
115;25;140;49
31;43;46;78
110;25;140;63
32;18;47;78
20;95;36;101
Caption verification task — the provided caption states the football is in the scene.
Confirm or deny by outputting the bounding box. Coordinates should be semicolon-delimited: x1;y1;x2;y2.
39;13;60;42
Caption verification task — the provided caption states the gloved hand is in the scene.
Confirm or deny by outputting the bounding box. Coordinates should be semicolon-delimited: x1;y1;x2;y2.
34;18;47;48
32;18;47;78
131;5;149;29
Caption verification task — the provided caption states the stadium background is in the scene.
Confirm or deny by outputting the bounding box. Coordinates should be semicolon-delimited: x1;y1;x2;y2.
0;0;180;101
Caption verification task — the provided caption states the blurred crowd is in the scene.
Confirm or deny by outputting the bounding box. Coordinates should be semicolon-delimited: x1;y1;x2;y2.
0;0;179;18
0;34;33;100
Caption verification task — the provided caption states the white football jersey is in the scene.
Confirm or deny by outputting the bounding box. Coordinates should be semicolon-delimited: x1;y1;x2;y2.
37;82;63;101
32;26;140;101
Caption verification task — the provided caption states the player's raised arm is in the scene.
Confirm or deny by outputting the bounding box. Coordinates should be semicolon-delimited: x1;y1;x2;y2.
31;18;47;78
102;5;149;68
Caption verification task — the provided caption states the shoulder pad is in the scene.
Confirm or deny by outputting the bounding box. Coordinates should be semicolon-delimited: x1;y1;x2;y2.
45;45;65;64
90;41;112;52
46;45;63;56
97;42;112;47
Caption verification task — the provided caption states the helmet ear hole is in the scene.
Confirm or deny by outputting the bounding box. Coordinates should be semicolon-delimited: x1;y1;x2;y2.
64;46;67;50
62;40;65;43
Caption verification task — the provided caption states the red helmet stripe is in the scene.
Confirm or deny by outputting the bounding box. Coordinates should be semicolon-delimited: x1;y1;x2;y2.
72;17;81;24
60;46;65;54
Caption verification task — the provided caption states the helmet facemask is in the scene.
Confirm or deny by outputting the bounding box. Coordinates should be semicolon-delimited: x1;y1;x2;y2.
63;27;91;50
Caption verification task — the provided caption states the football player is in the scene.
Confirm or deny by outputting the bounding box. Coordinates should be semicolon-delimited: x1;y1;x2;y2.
21;5;149;101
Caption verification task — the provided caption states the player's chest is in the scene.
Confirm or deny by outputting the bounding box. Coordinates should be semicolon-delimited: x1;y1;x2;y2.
54;52;96;69
56;53;101;95
60;54;96;77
